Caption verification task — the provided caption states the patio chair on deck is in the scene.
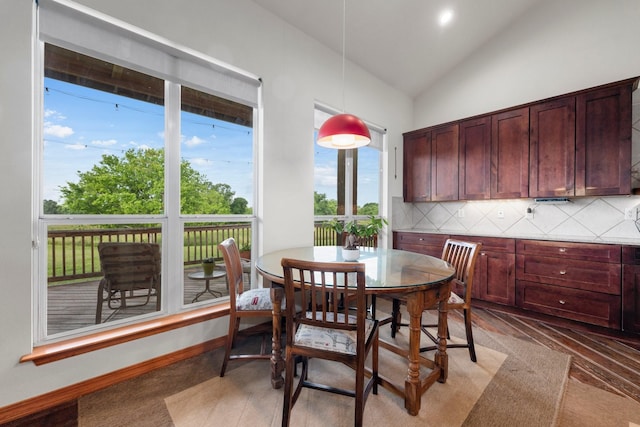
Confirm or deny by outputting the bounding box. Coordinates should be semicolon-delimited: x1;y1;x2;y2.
95;242;161;323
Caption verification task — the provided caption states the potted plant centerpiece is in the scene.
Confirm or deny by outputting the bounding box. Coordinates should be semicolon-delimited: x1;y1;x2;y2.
326;216;388;261
202;257;215;276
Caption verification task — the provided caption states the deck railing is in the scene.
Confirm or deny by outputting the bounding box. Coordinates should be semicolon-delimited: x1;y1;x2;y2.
47;222;369;283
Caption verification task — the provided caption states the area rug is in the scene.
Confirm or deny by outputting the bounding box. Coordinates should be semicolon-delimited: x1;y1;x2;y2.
164;320;571;427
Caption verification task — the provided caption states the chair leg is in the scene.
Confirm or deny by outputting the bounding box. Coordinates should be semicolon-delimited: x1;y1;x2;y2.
220;315;240;377
281;349;295;427
355;365;364;427
464;308;477;363
390;298;401;338
95;282;105;324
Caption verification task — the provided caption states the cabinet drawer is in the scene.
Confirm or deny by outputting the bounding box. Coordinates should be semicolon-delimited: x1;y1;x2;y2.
517;240;621;263
393;232;449;257
452;235;515;253
516;254;621;294
516;280;621;328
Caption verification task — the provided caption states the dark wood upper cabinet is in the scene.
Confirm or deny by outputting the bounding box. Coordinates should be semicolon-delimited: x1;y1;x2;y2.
529;97;576;197
575;82;634;196
403;131;431;202
431;124;459;201
402;77;637;202
459;117;491;200
491;107;530;199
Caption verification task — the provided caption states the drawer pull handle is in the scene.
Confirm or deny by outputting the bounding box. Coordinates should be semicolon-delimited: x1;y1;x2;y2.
559;248;566;253
559;300;566;305
559;270;566;275
419;238;424;241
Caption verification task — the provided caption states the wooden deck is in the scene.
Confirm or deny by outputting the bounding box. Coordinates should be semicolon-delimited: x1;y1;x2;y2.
47;267;235;336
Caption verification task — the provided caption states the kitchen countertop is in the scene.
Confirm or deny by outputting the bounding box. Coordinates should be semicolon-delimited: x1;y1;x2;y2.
392;229;640;246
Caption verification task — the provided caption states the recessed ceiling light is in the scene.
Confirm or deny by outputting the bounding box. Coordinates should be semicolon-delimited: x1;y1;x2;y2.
438;9;454;26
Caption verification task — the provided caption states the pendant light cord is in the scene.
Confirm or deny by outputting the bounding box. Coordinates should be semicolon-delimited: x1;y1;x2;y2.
341;0;346;113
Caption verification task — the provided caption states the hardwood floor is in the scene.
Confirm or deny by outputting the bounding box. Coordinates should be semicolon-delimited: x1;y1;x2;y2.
467;301;640;405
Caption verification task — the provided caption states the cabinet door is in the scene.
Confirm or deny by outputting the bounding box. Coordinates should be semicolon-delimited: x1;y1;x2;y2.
459;117;491;200
623;246;640;334
623;264;640;334
477;251;516;305
530;97;576;197
403;132;431;202
491;107;529;199
431;124;459;201
452;235;516;305
576;83;633;196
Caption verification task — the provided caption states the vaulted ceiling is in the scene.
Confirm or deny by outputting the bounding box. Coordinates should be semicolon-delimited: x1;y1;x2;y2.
252;0;545;98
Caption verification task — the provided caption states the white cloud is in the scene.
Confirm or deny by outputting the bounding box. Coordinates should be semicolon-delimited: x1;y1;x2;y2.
44;122;74;138
92;139;117;147
190;157;211;166
183;135;205;147
314;164;337;186
44;109;66;120
65;143;87;150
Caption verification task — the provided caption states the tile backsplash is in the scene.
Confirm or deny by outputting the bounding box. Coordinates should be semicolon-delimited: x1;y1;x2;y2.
391;89;640;245
392;195;640;243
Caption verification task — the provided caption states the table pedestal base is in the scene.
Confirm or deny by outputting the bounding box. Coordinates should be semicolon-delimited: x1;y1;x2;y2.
377;283;450;416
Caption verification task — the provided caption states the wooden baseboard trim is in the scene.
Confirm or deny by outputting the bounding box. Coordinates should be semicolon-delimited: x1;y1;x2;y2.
1;336;226;425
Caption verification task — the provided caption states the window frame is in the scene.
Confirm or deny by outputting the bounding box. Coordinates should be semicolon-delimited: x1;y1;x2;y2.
313;104;387;233
34;0;261;344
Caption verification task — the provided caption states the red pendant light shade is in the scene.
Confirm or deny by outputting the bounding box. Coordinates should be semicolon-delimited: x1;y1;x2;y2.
317;113;371;149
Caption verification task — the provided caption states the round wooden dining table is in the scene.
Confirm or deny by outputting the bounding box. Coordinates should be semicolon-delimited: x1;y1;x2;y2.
256;246;455;416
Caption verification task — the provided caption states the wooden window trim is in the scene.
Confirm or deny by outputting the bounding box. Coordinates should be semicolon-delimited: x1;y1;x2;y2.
20;304;229;366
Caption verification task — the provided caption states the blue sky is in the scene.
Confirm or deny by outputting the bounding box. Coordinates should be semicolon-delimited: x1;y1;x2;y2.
43;77;379;210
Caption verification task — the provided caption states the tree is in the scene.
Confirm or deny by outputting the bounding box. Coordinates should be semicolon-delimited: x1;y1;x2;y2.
230;197;249;214
314;191;337;215
59;148;237;215
358;202;379;216
43;199;63;214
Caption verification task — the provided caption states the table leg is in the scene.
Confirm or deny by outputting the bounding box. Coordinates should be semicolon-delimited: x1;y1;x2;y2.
404;291;424;416
191;279;223;303
270;286;284;389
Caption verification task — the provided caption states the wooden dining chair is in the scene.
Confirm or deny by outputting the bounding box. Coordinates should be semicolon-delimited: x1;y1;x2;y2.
388;239;482;362
280;257;379;427
218;237;283;380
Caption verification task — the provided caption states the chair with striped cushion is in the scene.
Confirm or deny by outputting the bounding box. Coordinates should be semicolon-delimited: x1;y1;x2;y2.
280;257;378;427
218;237;283;381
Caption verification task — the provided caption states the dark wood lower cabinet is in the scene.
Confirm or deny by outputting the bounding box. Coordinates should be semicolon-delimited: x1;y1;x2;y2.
393;231;635;334
623;246;640;334
393;232;449;258
452;235;515;305
516;280;621;329
516;239;621;329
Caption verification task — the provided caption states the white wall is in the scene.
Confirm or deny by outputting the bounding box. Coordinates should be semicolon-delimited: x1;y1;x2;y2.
0;0;411;408
414;0;640;127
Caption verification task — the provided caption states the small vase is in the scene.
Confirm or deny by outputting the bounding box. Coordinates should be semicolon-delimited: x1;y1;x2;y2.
202;262;215;276
342;247;360;261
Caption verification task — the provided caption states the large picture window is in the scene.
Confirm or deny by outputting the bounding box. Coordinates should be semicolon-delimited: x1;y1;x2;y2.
37;0;260;342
